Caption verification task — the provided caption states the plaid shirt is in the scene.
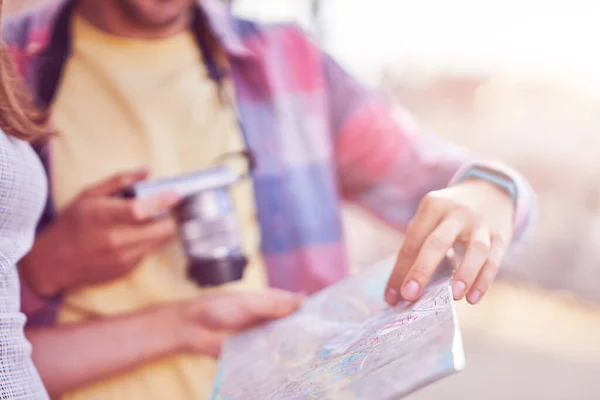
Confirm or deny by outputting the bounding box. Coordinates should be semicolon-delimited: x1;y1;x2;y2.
5;0;533;325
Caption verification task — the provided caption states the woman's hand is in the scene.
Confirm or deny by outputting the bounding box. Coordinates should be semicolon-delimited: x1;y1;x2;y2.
171;289;304;358
385;179;514;306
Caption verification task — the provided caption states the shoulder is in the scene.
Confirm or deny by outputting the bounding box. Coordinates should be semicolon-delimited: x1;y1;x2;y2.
0;129;22;152
235;18;307;36
3;0;67;50
233;17;315;46
2;10;33;48
233;18;324;74
0;131;21;173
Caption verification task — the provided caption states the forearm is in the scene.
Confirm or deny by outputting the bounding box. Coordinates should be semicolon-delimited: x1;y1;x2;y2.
319;47;534;239
336;100;468;229
20;230;71;298
335;100;534;239
27;306;183;397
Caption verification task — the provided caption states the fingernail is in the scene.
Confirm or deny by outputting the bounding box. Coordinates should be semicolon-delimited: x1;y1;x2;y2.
283;290;303;301
402;280;420;301
468;290;482;304
452;280;467;299
273;293;302;313
385;288;399;305
295;291;308;304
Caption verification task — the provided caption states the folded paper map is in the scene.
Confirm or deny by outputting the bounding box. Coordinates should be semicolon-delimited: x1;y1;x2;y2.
211;257;465;400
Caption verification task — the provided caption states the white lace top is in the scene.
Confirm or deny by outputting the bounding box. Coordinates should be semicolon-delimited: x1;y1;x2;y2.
0;131;49;399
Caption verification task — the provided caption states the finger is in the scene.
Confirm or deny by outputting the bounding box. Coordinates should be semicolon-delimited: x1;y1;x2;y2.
244;289;305;318
452;227;491;300
466;232;509;305
82;167;149;198
104;192;181;224
93;244;149;280
398;212;468;302
106;217;177;252
385;199;444;305
202;290;303;330
192;329;227;359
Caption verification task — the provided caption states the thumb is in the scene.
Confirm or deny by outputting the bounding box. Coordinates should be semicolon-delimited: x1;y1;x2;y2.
82;167;149;198
198;290;304;330
193;329;227;358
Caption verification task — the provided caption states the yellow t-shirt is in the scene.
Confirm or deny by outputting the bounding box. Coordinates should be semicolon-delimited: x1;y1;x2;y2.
50;15;266;400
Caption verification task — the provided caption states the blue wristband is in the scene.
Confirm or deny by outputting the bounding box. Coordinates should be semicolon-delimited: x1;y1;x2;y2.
457;167;518;202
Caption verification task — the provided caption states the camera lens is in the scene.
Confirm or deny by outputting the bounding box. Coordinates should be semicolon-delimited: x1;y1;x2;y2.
175;188;247;286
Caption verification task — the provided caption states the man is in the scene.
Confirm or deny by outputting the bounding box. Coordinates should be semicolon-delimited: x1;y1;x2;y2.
4;0;534;399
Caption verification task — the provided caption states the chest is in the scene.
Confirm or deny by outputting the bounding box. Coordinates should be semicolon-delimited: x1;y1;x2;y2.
50;54;244;210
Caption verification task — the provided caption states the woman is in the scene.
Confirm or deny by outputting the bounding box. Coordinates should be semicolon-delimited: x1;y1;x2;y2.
0;2;53;398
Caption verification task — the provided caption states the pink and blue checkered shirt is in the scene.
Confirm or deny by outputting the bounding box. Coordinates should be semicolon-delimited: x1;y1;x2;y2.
5;0;533;325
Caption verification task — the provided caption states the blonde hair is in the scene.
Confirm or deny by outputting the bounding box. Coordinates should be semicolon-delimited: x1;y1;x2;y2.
0;0;50;142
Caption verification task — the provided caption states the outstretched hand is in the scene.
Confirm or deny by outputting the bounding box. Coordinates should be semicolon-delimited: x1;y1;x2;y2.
175;289;304;358
385;179;514;306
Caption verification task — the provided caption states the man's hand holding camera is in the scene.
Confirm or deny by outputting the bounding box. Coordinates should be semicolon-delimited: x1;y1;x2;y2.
21;168;181;298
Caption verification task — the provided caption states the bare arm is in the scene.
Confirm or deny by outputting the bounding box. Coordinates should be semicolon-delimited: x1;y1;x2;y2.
26;306;182;398
25;290;302;398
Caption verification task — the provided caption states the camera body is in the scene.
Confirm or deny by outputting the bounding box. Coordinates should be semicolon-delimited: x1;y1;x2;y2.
123;166;248;286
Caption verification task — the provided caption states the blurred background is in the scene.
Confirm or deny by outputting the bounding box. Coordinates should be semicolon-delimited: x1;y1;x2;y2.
7;0;600;399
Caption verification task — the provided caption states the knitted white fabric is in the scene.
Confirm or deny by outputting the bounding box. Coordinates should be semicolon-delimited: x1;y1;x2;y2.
0;131;49;400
